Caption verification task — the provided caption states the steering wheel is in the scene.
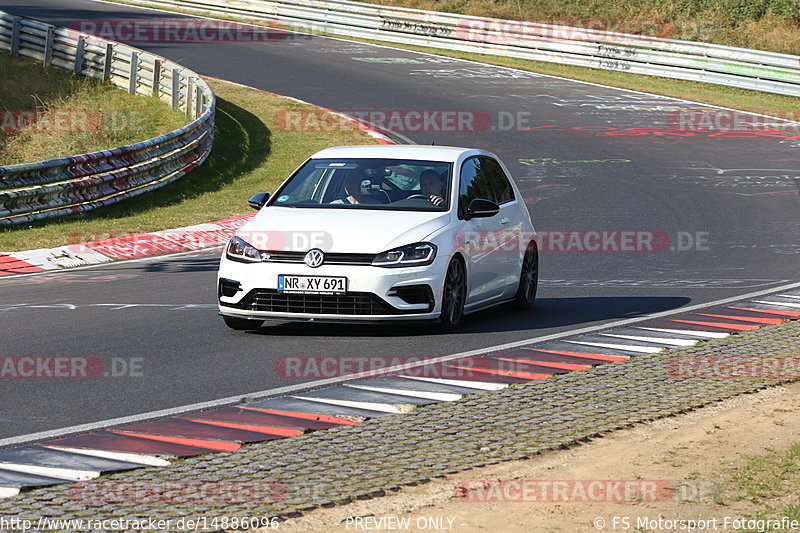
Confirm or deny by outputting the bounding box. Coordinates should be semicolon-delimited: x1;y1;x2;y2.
378;189;393;204
406;194;429;200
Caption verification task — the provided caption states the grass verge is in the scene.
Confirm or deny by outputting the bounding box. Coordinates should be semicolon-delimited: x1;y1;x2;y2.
727;442;800;531
0;78;376;252
0;49;186;165
353;0;800;55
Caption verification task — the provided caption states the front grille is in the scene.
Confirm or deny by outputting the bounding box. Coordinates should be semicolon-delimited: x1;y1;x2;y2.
260;251;375;265
228;289;416;315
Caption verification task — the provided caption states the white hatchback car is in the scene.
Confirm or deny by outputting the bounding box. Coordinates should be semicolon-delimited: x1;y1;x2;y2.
217;145;538;330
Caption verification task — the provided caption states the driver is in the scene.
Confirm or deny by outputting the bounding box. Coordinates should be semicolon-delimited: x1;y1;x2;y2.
419;169;445;206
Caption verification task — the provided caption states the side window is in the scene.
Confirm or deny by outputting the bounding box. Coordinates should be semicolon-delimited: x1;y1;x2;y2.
479;156;515;204
458;157;496;218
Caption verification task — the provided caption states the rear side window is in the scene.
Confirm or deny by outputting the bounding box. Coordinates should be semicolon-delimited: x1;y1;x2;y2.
458;157;495;217
480;157;515;204
458;156;515;218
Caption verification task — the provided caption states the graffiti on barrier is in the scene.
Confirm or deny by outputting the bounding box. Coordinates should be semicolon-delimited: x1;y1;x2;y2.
380;18;453;37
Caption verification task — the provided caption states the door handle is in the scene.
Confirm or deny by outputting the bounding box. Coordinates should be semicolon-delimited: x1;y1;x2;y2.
500;217;510;224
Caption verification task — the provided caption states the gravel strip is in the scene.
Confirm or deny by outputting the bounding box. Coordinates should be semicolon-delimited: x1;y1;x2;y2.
1;321;797;531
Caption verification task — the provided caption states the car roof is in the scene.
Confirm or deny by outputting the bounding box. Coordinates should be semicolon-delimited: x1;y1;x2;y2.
309;145;482;163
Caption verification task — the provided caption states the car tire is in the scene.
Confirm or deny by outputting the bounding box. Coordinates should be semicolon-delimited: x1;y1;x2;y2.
513;242;538;310
439;257;466;330
222;315;264;330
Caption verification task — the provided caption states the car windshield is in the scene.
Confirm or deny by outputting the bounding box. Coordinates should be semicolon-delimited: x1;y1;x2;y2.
268;158;452;211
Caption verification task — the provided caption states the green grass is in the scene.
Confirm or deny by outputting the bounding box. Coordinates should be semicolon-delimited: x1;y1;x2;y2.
356;0;800;55
726;443;800;532
731;443;800;500
0;79;376;251
0;50;186;165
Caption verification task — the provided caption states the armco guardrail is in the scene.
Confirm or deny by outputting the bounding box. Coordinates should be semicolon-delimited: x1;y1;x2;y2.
0;12;214;226
130;0;800;98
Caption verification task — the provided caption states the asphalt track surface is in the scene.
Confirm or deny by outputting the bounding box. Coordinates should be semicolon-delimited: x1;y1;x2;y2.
0;0;798;441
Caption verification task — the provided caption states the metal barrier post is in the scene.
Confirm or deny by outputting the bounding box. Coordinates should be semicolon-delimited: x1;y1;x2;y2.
74;36;86;74
10;17;20;56
103;43;113;81
43;26;54;66
186;76;195;118
195;85;203;119
171;69;181;109
129;51;139;94
153;59;163;98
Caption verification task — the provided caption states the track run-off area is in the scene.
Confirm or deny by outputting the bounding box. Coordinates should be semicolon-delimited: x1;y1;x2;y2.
0;0;798;448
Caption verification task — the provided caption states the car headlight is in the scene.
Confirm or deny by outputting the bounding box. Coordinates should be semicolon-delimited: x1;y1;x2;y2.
226;236;261;263
372;243;436;267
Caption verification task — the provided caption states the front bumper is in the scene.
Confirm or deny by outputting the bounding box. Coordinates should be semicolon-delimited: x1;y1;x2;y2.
217;255;445;322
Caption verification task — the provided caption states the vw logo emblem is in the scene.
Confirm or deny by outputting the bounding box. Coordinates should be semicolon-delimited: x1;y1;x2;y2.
304;249;324;268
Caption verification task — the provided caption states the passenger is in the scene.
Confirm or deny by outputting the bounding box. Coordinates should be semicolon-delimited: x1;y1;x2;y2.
419;169;445;207
333;172;379;204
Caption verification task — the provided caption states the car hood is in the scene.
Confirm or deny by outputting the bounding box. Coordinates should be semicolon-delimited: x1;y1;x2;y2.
238;207;451;253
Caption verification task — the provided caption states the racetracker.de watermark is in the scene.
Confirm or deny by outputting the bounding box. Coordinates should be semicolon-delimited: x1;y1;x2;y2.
456;480;719;503
668;109;800;132
68;230;333;257
454;18;677;42
666;355;800;380
0;110;103;133
68;480;285;504
274;355;491;379
0;357;143;378
453;230;709;253
273;109;492;133
70;19;311;43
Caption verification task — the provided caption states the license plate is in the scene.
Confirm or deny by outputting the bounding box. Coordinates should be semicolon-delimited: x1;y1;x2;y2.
278;275;347;295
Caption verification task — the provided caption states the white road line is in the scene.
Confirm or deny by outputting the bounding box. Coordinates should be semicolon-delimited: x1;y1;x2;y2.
0;463;98;481
41;447;170;467
2;282;799;449
0;247;222;280
0;487;20;498
754;300;800;309
399;376;507;391
601;333;698;346
567;340;663;354
637;327;729;339
344;384;462;402
290;396;408;414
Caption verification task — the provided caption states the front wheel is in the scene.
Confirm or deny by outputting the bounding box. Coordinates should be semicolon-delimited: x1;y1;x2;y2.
439;258;466;330
222;315;264;330
513;243;538;310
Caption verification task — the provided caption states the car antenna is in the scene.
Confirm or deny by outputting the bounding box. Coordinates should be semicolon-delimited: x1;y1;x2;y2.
431;141;435;146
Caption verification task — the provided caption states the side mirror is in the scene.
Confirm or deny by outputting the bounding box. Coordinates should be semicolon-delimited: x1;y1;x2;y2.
465;198;500;220
248;192;270;210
